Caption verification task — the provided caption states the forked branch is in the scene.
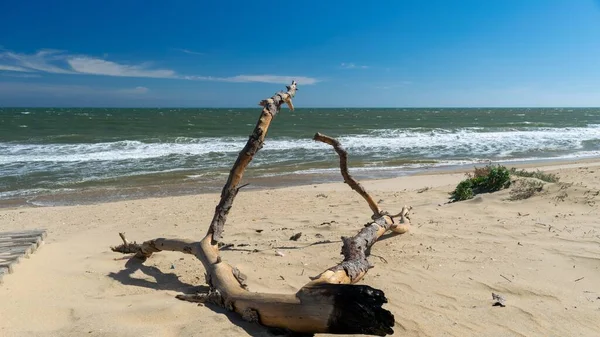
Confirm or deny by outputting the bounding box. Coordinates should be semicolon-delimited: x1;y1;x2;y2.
308;133;411;285
110;82;412;336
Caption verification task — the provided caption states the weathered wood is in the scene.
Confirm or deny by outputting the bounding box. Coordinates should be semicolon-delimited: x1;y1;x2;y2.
0;236;42;242
307;206;411;285
308;132;411;284
0;261;16;273
110;83;412;335
0;230;46;285
208;82;297;242
0;238;42;248
0;250;30;258
313;132;383;218
0;246;33;258
0;243;36;252
0;243;30;250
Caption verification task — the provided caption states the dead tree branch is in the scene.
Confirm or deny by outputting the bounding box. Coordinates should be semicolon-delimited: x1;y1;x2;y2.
309;133;411;284
110;82;411;336
313;132;383;218
209;84;297;242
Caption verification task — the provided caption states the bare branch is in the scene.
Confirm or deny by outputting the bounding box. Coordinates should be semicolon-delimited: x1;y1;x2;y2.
313;132;383;218
209;82;298;242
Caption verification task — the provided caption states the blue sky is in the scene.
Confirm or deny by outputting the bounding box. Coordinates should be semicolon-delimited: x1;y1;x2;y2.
1;0;600;107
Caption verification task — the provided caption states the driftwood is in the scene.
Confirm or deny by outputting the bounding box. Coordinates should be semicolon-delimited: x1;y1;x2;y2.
111;82;412;336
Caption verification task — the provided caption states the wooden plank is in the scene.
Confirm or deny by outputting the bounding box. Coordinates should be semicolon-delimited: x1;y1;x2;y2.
0;250;24;258
0;243;30;250
0;243;35;252
0;249;29;256
0;255;22;264
0;230;46;285
0;246;33;257
0;237;41;243
0;243;37;258
0;262;15;274
0;238;41;249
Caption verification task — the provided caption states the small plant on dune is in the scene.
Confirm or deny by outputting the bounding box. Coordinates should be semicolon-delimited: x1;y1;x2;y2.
509;168;559;183
509;180;544;200
450;179;475;201
450;165;511;202
480;165;512;191
472;166;491;178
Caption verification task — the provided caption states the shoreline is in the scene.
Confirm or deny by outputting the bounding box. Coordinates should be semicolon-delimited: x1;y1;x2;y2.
3;155;600;210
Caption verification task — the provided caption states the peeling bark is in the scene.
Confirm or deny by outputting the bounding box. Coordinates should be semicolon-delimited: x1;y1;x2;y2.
209;84;297;242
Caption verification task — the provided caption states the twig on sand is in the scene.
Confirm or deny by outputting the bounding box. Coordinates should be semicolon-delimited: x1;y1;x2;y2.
492;293;506;307
371;254;388;264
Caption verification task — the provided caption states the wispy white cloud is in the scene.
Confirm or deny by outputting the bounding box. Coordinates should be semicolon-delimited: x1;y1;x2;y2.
0;65;34;72
222;75;319;85
174;48;204;56
340;62;369;69
68;57;176;78
182;74;319;85
0;48;319;84
1;49;74;74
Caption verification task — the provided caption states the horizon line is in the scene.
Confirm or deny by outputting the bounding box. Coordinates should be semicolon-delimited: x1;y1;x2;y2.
2;106;599;109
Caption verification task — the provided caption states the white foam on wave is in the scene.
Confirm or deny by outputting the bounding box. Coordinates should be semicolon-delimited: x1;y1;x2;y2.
1;126;600;165
0;188;76;199
356;126;600;157
262;159;478;177
0;138;245;164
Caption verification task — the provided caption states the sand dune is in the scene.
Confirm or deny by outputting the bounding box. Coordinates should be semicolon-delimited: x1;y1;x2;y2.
1;162;599;337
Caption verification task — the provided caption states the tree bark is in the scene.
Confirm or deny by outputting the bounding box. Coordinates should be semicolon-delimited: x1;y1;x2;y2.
111;82;411;336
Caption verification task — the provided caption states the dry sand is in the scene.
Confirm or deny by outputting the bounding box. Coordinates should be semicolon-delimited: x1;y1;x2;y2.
1;161;599;337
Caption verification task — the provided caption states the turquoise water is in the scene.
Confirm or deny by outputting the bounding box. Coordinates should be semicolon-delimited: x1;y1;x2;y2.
2;107;600;203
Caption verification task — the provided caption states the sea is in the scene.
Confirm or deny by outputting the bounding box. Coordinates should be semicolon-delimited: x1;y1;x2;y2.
2;107;600;207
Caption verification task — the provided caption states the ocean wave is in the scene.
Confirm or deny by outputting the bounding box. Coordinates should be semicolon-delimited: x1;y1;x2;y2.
1;126;600;164
0;188;76;199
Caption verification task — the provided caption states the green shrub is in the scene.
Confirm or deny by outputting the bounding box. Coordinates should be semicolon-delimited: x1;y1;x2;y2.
450;165;512;202
484;165;512;191
450;179;475;201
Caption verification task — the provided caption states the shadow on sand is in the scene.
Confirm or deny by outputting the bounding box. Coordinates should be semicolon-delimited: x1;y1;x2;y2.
107;257;310;337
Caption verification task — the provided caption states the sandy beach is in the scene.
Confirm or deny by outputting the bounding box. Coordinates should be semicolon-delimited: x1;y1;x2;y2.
1;160;599;337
